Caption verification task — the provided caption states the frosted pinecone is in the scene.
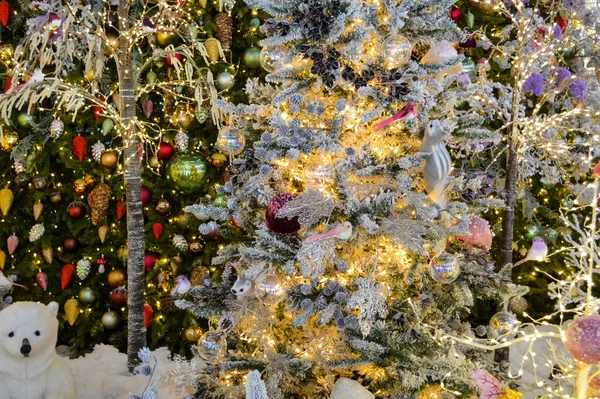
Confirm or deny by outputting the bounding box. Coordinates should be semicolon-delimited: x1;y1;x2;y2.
28;224;45;242
172;234;188;251
76;259;91;280
91;142;106;163
175;131;189;152
49;119;64;139
13;161;25;173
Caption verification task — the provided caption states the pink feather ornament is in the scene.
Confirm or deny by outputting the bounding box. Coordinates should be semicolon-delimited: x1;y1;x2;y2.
7;233;18;255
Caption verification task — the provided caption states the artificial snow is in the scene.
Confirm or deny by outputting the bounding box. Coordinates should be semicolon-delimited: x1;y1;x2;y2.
66;344;195;399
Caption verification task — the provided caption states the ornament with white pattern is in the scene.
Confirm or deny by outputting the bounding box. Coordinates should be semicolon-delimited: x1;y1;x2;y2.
172;234;188;252
421;119;451;207
175;131;189;152
13;161;24;173
29;224;45;242
49;119;64;139
91;142;106;163
76;259;91;280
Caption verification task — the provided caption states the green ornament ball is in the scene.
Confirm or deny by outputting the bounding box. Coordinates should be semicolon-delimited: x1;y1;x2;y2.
524;224;540;240
79;287;97;304
541;228;558;244
216;71;235;91
462;59;476;80
17;113;35;128
167;153;209;193
212;194;226;207
250;18;260;28
101;311;120;330
242;47;261;69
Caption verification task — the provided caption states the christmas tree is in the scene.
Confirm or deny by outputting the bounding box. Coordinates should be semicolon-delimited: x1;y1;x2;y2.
173;0;534;397
0;0;266;369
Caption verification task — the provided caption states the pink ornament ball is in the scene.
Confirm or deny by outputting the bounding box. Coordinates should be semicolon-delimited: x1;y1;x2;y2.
265;193;300;235
565;315;600;364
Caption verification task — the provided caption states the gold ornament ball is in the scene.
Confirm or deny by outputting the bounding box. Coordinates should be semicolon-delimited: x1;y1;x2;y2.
211;152;228;169
188;239;204;255
101;311;120;330
184;327;202;343
100;150;119;169
73;179;87;195
49;191;63;204
155;30;179;47
167;153;209;193
176;212;194;228
242;47;261;69
105;33;120;56
1;131;18;152
108;268;126;288
32;174;49;191
172;103;196;130
155;198;171;215
467;0;501;14
117;245;128;263
79;287;97;304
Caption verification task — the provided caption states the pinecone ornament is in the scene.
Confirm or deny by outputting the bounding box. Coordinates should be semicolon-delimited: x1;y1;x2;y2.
172;234;188;251
91;142;106;163
204;38;221;63
76;258;91;280
42;247;53;264
175;131;189;152
29;224;45;242
0;187;14;216
195;107;209;124
215;13;232;50
49;119;64;139
64;298;79;326
159;293;178;313
89;183;112;226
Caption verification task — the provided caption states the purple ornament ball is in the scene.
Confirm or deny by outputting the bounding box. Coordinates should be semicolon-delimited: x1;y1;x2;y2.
265;193;301;234
565;315;600;364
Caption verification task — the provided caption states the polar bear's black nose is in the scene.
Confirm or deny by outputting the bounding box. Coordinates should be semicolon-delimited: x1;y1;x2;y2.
20;338;31;356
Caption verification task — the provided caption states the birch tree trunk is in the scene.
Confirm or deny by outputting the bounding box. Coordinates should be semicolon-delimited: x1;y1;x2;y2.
118;0;147;372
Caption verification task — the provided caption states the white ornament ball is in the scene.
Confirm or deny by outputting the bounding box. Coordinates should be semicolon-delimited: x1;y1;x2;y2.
489;311;518;339
255;274;285;304
330;378;374;399
381;34;412;69
216;71;235;91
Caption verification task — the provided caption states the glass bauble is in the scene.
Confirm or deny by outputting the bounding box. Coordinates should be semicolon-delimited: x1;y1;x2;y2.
265;193;300;234
243;47;261;69
79;287;97;304
1;131;18;152
155;198;171;215
101;311;120;330
17;113;35;128
255;274;286;304
525;224;540;240
216;71;235;91
260;47;288;72
462;58;476;79
14;172;31;189
489;311;518;339
216;128;245;156
565;314;600;364
198;332;227;360
304;160;334;188
167;153;209;193
32;174;48;191
382;34;412;69
429;252;461;284
467;0;501;14
172;103;196;130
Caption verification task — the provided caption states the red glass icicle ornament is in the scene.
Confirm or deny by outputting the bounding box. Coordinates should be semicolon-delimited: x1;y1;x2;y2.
61;263;75;290
36;270;48;291
144;303;153;328
152;222;163;240
0;1;10;27
72;135;88;162
116;200;126;220
93;96;105;120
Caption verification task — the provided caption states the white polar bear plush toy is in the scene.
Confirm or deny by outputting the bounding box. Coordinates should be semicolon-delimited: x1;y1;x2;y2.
0;301;76;399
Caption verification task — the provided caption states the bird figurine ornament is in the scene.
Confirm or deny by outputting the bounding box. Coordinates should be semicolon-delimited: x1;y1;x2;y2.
306;221;353;243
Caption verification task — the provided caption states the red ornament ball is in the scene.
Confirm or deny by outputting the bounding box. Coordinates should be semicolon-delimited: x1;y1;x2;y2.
565;314;600;364
67;202;86;220
63;237;79;253
166;54;183;67
157;142;175;162
144;251;160;272
141;186;152;206
265;193;301;235
110;287;128;307
450;6;461;22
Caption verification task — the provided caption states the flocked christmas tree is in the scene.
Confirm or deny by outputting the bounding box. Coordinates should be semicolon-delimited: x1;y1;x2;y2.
173;0;538;397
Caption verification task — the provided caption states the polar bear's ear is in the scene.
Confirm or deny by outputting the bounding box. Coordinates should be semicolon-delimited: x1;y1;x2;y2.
47;301;59;317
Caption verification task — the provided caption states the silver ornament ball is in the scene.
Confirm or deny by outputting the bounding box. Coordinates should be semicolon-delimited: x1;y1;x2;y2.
216;71;235;91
